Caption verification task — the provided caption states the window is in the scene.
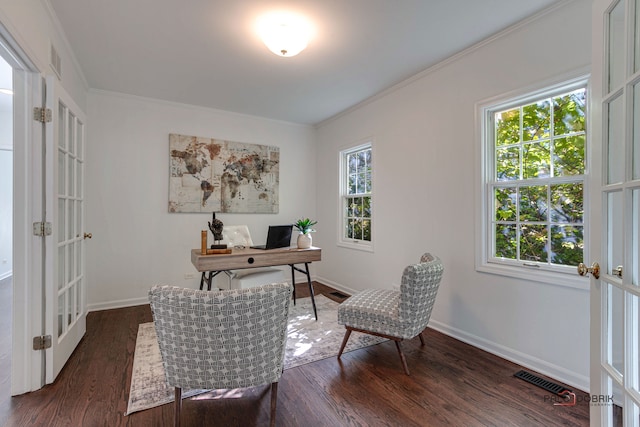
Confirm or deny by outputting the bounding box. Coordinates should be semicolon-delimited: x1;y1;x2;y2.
479;78;588;283
339;143;372;250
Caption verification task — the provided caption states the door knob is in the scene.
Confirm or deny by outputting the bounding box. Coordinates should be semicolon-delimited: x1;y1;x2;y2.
577;262;599;279
613;265;623;279
83;232;92;239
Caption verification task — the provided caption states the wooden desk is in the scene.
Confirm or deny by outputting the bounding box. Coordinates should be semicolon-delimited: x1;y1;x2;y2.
191;246;322;320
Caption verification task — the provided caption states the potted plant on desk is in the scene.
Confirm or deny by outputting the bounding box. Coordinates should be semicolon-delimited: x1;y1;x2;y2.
293;218;317;249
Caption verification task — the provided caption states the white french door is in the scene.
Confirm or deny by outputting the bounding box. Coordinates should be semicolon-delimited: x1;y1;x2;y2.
44;76;87;383
590;0;640;425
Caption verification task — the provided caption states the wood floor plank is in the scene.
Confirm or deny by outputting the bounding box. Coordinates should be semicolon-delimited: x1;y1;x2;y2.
1;282;590;426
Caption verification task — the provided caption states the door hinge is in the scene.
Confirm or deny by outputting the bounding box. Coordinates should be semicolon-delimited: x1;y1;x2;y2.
33;335;52;350
33;221;52;237
33;107;52;123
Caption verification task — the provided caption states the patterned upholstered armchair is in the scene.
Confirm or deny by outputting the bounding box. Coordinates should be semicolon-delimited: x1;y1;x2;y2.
337;253;444;375
149;282;292;427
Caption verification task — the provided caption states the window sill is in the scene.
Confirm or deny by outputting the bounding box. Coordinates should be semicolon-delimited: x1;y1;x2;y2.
337;240;374;253
475;262;589;291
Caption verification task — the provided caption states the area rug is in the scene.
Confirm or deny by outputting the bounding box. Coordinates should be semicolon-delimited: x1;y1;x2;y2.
126;295;386;415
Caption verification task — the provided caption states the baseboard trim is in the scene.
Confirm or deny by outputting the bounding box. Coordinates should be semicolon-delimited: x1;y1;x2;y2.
314;276;358;296
87;296;149;313
427;319;589;393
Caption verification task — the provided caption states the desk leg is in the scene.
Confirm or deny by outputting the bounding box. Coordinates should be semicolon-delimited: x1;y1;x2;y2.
304;263;318;321
200;268;278;292
199;271;217;291
290;265;296;305
207;271;213;291
290;263;317;321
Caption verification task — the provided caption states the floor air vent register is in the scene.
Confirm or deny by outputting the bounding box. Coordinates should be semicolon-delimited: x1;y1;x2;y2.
329;291;349;299
514;370;572;398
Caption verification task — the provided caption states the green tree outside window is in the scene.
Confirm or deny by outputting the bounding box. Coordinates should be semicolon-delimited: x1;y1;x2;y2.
492;88;585;267
343;146;372;243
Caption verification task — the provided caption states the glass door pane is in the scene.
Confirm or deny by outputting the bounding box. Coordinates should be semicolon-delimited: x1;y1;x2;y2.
57;200;65;243
67;112;75;156
68;156;74;201
636;0;640;72
634;83;640;180
633;190;639;287
607;283;625;375
57;294;64;338
631;293;639;393
57;246;64;291
58;103;65;150
76;121;83;159
609;0;625;92
628;401;639;427
608;95;624;184
67;289;73;327
609;191;624;275
58;151;65;195
76;279;82;318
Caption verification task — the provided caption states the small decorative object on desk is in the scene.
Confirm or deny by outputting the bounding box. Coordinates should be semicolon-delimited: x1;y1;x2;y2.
294;218;317;249
206;248;232;255
208;212;227;249
201;230;208;255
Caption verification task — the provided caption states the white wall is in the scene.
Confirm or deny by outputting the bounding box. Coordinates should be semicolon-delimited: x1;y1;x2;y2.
315;0;591;391
85;91;316;310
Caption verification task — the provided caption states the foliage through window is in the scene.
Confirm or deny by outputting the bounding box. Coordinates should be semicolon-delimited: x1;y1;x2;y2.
341;144;372;246
489;86;586;270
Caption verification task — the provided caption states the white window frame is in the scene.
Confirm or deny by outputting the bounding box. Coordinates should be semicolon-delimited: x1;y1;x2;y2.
338;141;374;252
475;73;590;290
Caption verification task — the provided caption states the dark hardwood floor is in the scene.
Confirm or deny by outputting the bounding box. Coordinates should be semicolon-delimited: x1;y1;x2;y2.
2;282;589;426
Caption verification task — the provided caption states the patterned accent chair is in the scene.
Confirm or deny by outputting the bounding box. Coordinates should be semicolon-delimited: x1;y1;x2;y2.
337;253;444;375
149;282;293;427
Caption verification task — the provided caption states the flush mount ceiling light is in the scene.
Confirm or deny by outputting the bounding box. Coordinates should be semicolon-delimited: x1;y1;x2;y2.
257;12;311;57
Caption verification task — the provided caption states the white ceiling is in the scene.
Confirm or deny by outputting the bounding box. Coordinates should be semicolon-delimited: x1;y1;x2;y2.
49;0;563;125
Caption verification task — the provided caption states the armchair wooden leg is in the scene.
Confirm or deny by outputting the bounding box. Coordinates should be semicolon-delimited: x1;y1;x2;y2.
174;387;182;427
337;328;352;358
394;340;410;375
270;382;278;427
419;331;425;346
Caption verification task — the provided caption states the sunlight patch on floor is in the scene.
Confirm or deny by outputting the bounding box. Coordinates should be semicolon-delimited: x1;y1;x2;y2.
192;388;249;400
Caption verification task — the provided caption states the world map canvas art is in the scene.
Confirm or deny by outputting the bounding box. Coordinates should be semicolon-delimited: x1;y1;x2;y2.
168;133;279;213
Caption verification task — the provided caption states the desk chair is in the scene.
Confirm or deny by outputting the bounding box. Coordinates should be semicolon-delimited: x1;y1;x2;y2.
221;225;286;290
337;253;444;375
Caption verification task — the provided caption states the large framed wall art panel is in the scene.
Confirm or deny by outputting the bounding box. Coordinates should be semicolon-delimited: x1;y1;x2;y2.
169;133;279;213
